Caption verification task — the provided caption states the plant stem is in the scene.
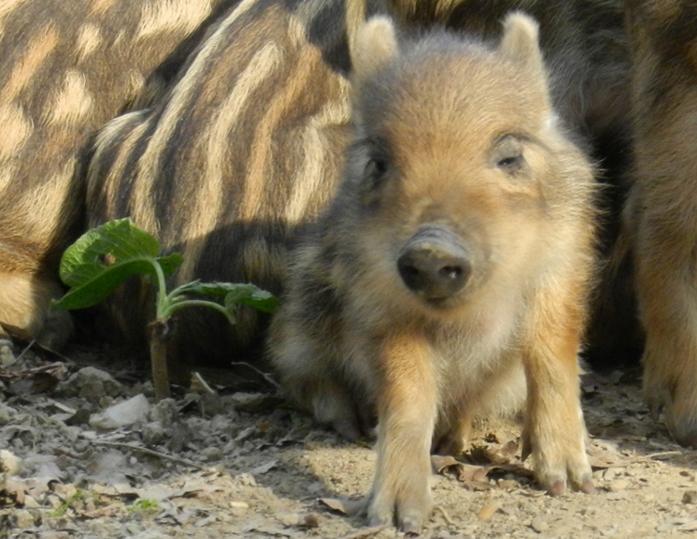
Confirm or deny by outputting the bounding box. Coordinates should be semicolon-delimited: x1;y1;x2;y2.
150;318;172;400
153;261;169;319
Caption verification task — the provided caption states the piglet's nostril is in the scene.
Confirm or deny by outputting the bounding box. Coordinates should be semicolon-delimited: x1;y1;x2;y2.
397;247;471;301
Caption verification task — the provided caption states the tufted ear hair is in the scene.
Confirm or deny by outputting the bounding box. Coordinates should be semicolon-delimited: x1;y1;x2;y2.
499;12;546;82
351;16;399;83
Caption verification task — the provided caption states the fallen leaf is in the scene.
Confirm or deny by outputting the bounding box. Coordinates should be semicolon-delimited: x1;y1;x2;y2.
319;497;364;516
467;442;518;466
587;439;629;469
459;464;491;483
500;440;519;458
431;455;460;474
249;460;278;476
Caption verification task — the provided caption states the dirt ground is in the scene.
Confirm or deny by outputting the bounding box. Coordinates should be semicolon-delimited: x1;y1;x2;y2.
2;338;697;539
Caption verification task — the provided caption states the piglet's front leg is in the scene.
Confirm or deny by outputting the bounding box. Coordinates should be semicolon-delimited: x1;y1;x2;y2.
521;289;594;496
367;334;438;534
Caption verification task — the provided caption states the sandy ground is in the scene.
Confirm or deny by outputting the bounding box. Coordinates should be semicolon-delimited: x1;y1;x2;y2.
2;339;697;539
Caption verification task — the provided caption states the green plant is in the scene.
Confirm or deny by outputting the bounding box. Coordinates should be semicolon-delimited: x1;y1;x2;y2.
48;489;86;517
53;218;278;400
128;498;160;514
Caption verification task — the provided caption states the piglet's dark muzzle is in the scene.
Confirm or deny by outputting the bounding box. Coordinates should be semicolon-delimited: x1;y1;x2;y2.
397;227;471;301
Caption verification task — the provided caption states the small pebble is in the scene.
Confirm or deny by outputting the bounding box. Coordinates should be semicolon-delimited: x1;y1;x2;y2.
203;447;222;462
0;345;16;366
683;491;697;504
0;450;21;476
141;421;166;446
59;367;122;401
0;405;16;425
230;501;249;517
236;473;257;487
23;495;40;509
530;516;550;533
277;512;300;527
302;513;320;528
14;509;35;529
603;468;618;481
607;479;629;492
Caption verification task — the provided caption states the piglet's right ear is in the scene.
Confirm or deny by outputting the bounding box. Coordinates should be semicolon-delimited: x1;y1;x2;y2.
351;16;399;82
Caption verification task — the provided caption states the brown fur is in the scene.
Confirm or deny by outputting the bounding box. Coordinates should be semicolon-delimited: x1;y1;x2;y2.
85;0;388;367
268;14;596;532
383;0;639;366
85;0;632;369
624;0;697;447
0;0;240;347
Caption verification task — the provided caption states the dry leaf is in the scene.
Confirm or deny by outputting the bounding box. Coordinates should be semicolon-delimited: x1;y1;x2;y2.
190;372;216;395
500;440;519;458
431;455;460;474
319;497;364;516
459;464;490;483
431;455;492;484
587;439;628;469
1;362;68;395
249;460;277;476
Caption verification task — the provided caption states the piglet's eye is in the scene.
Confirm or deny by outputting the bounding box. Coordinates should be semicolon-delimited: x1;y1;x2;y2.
497;154;523;169
493;135;525;173
364;150;390;190
366;156;387;178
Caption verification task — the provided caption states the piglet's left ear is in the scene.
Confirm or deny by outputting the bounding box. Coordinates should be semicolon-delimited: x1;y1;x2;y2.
351;16;399;83
499;12;547;84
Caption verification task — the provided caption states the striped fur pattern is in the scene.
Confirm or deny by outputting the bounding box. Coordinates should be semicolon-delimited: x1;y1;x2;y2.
86;0;632;368
269;14;597;531
0;0;239;347
86;0;387;365
624;0;697;447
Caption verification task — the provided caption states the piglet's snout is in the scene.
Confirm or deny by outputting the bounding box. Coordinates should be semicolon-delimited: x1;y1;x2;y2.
397;228;471;300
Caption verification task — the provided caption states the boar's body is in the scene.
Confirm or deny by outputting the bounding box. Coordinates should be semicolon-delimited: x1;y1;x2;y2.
86;0;388;365
625;0;697;447
0;0;240;347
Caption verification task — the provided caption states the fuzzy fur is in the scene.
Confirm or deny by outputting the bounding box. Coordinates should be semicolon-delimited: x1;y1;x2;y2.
268;13;597;532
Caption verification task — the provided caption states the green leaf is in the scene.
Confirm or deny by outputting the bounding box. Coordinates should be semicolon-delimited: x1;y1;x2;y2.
171;281;279;314
225;284;279;314
157;252;184;278
53;218;182;311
